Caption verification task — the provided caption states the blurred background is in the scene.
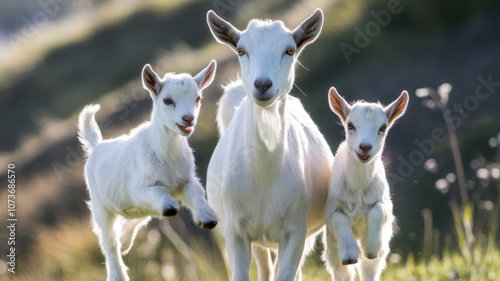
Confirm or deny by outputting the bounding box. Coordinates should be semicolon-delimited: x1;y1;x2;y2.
0;0;499;280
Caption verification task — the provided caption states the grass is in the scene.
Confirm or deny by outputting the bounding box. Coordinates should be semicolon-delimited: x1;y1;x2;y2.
385;251;499;281
7;212;499;281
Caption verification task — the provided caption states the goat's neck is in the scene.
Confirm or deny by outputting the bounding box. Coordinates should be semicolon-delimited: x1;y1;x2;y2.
245;95;287;154
149;114;184;164
240;96;287;185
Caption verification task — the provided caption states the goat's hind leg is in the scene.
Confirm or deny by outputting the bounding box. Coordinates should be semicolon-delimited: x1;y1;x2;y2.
120;217;151;255
252;244;274;281
91;205;128;281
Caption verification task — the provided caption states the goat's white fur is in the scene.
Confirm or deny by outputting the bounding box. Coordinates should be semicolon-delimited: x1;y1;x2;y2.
216;80;246;136
78;61;219;281
323;87;409;281
206;9;333;281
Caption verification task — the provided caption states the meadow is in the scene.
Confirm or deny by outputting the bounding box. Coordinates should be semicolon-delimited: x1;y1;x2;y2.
0;0;499;280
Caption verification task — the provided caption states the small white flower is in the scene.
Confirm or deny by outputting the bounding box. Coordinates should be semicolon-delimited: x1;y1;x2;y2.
491;167;500;179
424;159;438;173
446;173;456;183
435;178;449;193
438;83;452;104
415;88;431;98
476;168;489;179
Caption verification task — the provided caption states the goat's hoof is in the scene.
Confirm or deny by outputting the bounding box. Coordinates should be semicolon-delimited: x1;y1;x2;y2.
199;220;218;230
163;208;179;217
342;258;358;265
366;252;379;259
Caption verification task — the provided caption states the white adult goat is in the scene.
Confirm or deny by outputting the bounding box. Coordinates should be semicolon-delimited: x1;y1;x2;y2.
78;61;219;281
323;87;408;281
206;9;333;281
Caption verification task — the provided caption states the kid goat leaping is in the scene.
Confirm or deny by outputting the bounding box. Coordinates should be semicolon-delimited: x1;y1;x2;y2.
323;87;408;281
78;61;219;281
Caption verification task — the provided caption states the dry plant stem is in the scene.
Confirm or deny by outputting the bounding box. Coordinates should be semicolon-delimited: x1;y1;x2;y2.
428;89;475;257
450;199;470;260
428;89;469;206
421;209;433;262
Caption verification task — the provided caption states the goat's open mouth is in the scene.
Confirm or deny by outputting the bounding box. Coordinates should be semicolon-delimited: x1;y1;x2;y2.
177;124;192;134
357;153;370;161
256;96;272;101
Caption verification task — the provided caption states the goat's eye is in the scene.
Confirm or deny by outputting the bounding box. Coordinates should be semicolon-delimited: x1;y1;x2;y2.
163;98;173;105
379;125;387;132
196;96;201;103
236;48;245;56
286;48;295;55
347;123;355;131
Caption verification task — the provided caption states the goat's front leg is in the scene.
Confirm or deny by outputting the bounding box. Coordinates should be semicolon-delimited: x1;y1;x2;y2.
275;218;307;281
226;226;252;281
328;209;359;265
135;185;180;217
182;179;219;229
362;202;385;259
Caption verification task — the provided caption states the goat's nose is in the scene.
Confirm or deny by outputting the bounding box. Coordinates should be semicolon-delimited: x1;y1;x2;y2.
359;144;372;153
254;78;273;94
182;115;194;123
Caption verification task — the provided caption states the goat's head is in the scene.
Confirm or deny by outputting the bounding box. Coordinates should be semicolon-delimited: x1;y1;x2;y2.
142;60;216;136
207;9;323;108
328;87;409;164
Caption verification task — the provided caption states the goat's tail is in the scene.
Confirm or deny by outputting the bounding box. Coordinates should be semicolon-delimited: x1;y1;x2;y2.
77;104;103;157
216;80;246;137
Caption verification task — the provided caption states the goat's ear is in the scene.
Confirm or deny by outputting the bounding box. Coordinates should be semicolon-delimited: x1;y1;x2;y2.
385;90;409;125
194;60;217;91
142;64;162;96
328;87;350;122
292;9;324;54
207;10;241;51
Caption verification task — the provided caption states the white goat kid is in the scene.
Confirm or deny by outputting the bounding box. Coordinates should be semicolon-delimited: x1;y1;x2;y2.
78;61;219;281
206;10;333;281
323;87;409;281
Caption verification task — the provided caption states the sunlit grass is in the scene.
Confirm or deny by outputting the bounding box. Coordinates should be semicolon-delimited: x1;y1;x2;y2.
11;219;105;281
9;215;499;281
384;250;500;281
